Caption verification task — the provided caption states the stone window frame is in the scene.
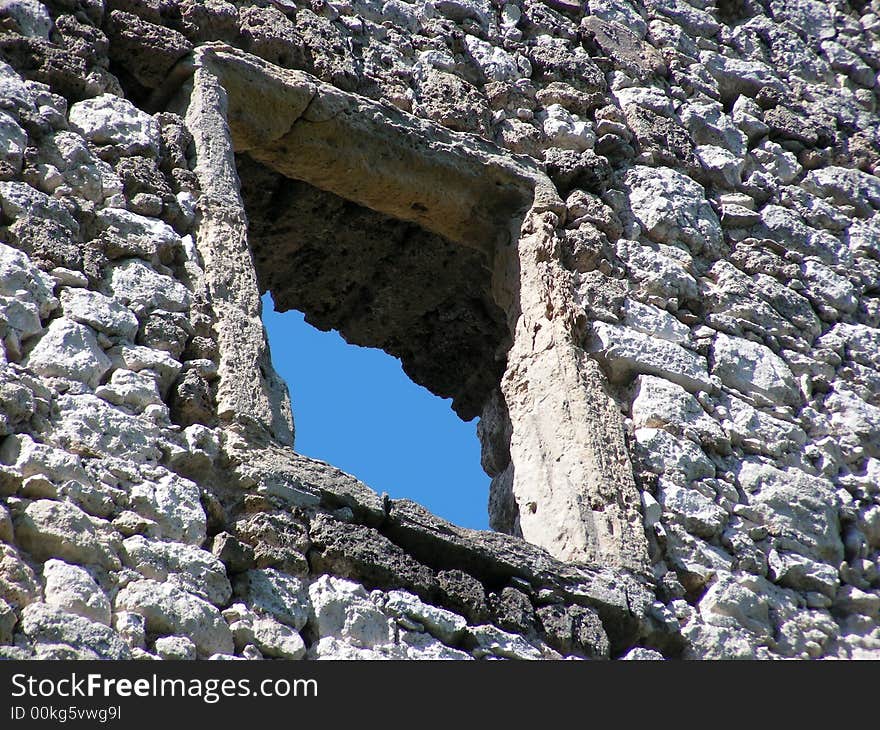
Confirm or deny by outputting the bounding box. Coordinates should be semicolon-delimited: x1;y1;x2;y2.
173;44;648;572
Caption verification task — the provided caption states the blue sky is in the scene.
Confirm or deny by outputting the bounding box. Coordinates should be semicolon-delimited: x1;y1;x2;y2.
261;294;490;530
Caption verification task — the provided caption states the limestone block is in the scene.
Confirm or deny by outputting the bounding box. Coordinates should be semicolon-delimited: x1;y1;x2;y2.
115;579;234;657
251;616;306;659
235;569;310;630
623;166;722;256
122;535;232;607
20;603;131;660
103;259;191;317
14;499;120;569
127;470;206;545
24;318;111;388
380;589;467;645
308;574;394;648
737;461;843;564
68;94;161;157
60;287;139;340
711;332;799;406
51;394;163;463
592;322;713;393
0;241;57;318
0;543;39;609
43;558;111;625
155;635;197;660
635;428;716;483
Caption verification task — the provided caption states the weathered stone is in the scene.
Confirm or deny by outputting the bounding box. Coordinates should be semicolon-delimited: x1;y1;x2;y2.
127;470;206;545
43;558;111;625
14;499;119;569
50;394;163;463
103;259;191;317
308;514;437;599
381;589;467;645
20;603;131;660
60;287;139;340
591;322;713;393
122;535;232;607
536;603;609;658
469;624;543;660
623;166;722;256
68;94;161;156
0;543;39;609
308;574;394;648
154;634;197;660
737;461;843;564
233;569;309;630
24;318;111;388
251;616;306;659
712;332;800;407
115;579;234;657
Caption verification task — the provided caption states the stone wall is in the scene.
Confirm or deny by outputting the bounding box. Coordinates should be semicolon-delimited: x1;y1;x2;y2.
0;0;878;660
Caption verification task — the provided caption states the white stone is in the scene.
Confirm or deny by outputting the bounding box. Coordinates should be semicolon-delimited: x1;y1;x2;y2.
381;589;467;645
760;204;846;265
0;241;57;317
800;259;858;315
469;624;543;660
14;499;119;569
308;575;394;648
695;144;744;189
68;94;161;157
122;535;231;607
237;569;310;630
622;299;691;345
538;104;595;152
20;603;131;660
24;318;111;388
825;389;880;459
591;322;713;393
60;287;139;340
718;392;806;457
128;470;206;545
104;259;191;317
115;579;234;657
711;332;799;406
678;99;746;155
43;559;111;626
632;375;725;445
737;460;843;563
106;343;181;394
635;428;716;483
51;394;163;463
252;617;306;659
154;635;197;660
623;166;721;255
1;0;52;38
0;295;41;341
0;110;27;169
462;35;521;82
767;550;839;597
0;433;87;483
614;86;673;116
751;140;801;185
95;208;182;258
699;573;777;639
0;180;78;231
659;482;727;538
615;239;700;302
95;369;163;413
310;636;403;660
801;165;880;217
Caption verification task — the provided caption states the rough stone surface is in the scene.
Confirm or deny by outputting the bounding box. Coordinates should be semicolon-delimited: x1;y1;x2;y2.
0;0;877;663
